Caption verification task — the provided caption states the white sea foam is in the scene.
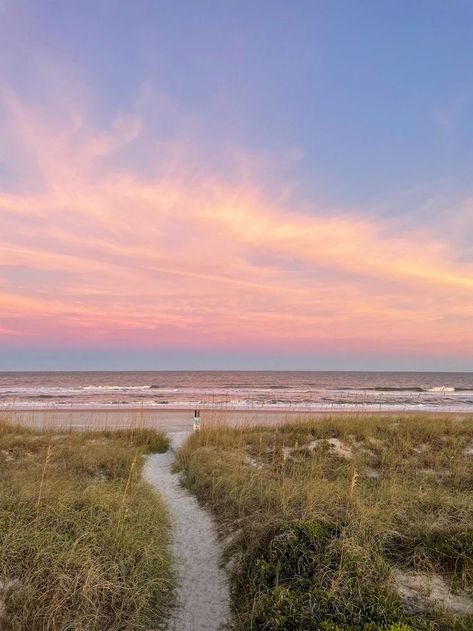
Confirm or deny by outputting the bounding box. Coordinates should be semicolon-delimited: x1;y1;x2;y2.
0;372;472;412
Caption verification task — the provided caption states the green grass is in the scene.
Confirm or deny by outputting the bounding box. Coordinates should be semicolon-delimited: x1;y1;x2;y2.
176;413;473;631
0;421;173;630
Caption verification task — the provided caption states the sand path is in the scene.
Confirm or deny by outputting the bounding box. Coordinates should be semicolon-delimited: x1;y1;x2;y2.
143;431;230;631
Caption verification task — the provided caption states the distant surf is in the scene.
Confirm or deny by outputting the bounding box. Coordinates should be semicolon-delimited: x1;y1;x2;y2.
0;371;472;412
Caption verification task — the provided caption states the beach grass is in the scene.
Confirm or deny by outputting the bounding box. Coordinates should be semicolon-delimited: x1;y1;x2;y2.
177;413;473;630
0;420;173;630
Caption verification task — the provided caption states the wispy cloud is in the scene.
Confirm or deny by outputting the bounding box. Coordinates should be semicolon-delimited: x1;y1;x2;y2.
0;79;472;361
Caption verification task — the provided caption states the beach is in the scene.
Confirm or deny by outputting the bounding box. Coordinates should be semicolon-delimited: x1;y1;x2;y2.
1;402;472;630
1;371;473;424
1;372;472;630
4;406;473;434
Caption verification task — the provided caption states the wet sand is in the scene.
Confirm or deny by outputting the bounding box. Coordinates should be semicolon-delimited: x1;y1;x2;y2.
1;407;470;432
0;407;321;432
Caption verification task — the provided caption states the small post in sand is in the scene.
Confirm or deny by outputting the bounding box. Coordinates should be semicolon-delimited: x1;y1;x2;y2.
193;409;201;431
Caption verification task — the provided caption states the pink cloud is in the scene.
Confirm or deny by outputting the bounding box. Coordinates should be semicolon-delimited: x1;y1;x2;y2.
0;86;472;360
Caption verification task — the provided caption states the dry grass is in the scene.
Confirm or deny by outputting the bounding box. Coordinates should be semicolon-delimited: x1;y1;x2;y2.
0;420;173;630
177;413;473;630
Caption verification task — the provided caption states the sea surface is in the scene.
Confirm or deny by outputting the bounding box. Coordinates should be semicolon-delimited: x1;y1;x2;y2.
0;371;472;412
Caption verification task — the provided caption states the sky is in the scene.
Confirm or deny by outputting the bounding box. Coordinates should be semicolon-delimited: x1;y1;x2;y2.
0;0;472;371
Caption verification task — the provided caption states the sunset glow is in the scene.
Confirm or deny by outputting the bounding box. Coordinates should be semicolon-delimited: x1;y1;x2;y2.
1;2;472;369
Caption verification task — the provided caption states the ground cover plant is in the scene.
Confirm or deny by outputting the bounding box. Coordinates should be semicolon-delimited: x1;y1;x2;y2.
177;414;473;631
0;420;173;630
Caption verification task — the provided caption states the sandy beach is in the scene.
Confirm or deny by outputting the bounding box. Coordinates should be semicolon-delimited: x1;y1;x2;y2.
0;407;315;433
3;406;472;433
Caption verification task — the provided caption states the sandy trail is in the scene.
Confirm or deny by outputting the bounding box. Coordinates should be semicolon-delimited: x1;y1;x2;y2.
143;431;230;631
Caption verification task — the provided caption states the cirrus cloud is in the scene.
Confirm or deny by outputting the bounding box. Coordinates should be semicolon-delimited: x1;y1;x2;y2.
0;81;472;363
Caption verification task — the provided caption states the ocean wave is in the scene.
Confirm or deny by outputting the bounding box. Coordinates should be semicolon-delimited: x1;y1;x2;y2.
3;383;471;397
80;385;155;391
1;374;472;414
356;386;465;393
371;386;425;392
2;398;473;413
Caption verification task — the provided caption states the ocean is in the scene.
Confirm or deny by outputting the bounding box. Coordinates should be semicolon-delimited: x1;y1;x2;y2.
0;371;472;412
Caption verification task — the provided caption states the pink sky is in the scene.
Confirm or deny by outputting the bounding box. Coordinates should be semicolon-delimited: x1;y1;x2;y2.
1;87;472;369
1;1;473;370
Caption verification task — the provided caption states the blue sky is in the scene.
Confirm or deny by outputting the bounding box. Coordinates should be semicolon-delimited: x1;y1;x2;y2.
4;1;473;206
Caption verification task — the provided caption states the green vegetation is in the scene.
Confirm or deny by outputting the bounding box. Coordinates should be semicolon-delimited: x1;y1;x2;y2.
177;414;473;630
0;421;173;630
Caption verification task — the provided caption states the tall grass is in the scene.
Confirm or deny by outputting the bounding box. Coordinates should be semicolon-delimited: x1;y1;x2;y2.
35;441;52;527
0;420;173;630
177;413;473;631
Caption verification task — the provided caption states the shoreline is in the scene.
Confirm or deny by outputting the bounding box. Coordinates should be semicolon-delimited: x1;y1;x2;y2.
2;406;472;432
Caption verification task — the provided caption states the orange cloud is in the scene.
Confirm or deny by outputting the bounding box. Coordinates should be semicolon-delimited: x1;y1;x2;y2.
0;88;472;359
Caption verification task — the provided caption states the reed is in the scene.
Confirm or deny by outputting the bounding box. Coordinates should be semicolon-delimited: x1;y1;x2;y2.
35;442;52;527
177;412;473;631
116;449;139;540
0;418;173;631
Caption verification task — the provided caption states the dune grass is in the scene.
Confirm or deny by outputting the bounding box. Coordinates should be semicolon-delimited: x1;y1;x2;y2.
177;413;473;630
0;421;173;630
